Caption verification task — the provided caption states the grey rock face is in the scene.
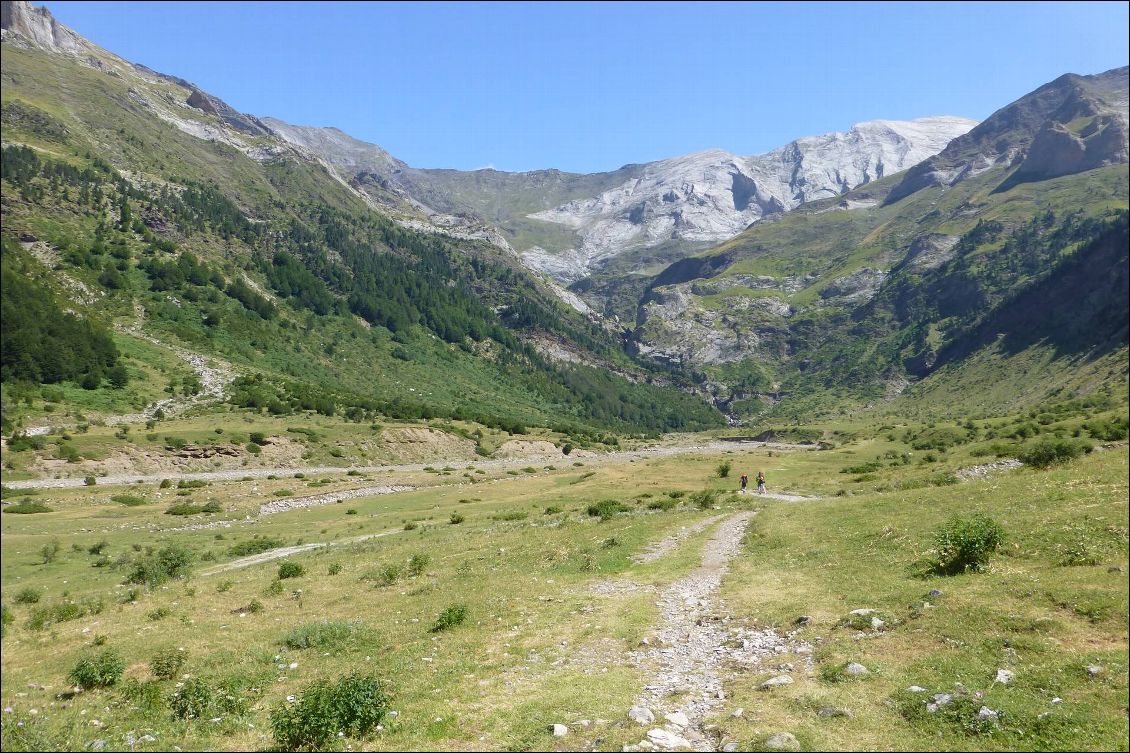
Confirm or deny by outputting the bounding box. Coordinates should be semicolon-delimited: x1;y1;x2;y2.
765;732;801;751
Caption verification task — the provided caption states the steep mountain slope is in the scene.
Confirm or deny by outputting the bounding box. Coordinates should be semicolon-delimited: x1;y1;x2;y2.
886;66;1128;202
0;0;722;436
267;116;975;286
631;67;1129;420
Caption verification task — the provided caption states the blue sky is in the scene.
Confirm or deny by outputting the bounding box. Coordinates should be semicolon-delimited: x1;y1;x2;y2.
43;1;1130;173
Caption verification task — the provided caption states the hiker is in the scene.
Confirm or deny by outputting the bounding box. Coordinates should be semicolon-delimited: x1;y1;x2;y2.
740;473;748;493
757;471;766;494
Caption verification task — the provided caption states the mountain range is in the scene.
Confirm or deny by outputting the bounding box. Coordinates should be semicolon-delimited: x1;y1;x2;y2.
1;0;1127;428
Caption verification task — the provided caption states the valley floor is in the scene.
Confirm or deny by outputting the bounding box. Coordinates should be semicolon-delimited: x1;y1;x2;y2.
2;426;1127;751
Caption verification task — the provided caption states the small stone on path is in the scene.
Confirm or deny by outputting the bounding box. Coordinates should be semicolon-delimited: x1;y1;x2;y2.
663;711;690;727
647;728;693;750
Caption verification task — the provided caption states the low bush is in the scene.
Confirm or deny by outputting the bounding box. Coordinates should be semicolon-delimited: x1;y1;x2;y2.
14;587;41;604
169;676;248;720
150;647;188;680
1084;416;1128;441
431;603;469;632
27;598;103;630
931;514;1005;574
126;543;194;587
586;499;627;520
716;460;731;478
270;673;389;751
69;649;124;689
449;513;465;524
278;561;305;580
407;553;431;577
689;489;718;510
228;536;284;557
112;494;148;506
1018;438;1093;469
3;502;53;514
648;498;678;511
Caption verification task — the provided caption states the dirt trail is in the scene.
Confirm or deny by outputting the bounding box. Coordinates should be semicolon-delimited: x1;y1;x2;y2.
200;528;401;576
4;442;821;490
625;512;813;752
23;309;235;437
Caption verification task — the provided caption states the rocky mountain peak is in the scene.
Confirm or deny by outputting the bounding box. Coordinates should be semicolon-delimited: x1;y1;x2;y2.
885;66;1129;203
1;0;83;52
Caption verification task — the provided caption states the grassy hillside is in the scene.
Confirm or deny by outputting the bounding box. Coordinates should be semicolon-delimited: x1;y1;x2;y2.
1;43;722;438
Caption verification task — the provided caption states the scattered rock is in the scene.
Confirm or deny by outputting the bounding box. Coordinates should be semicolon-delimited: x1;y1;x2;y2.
995;668;1014;684
794;615;812;625
646;728;692;750
907;685;927;693
664;711;690;727
730;708;744;718
1051;697;1062;704
550;723;568;736
765;732;801;751
978;706;999;721
848;608;875;616
722;743;739;752
629;706;655;724
87;742;106;751
816;707;852;718
1086;665;1103;678
927;589;944;598
870;617;885;630
759;675;795;690
844;662;870;677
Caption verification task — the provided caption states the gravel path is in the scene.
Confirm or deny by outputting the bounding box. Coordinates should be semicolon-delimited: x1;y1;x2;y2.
633;515;725;564
200;528;401;576
258;485;413;516
625;512;813;752
3;442;817;490
22;317;235;437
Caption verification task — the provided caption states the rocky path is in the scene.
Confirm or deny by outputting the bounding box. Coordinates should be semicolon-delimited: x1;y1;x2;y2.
624;512;813;752
3;443;820;491
199;527;402;576
23;309;236;437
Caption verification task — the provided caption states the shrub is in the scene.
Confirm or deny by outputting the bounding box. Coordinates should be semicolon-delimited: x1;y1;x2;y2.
84;475;97;486
327;563;343;576
278;561;305;580
201;500;222;513
150;647;188;680
931;514;1005;574
371;563;402;587
148;606;172;621
586;499;627;520
449;513;465;525
647;498;677;511
27;598;103;630
216;579;233;593
4;502;53;514
169;676;247;720
111;494;147;506
403;521;418;531
689;489;718;510
284;620;359;650
270;673;389;751
431;603;469;632
126;543;194;587
40;540;60;563
69;649;125;689
1085;417;1128;441
716;460;731;478
14;587;41;604
177;480;207;489
158;479;172;489
407;553;430;577
249;432;268;446
1018;438;1092;469
544;505;562;515
228;536;284;557
165;502;203;516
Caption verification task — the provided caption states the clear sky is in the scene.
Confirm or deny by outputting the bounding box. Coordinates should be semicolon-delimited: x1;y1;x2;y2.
42;1;1130;173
